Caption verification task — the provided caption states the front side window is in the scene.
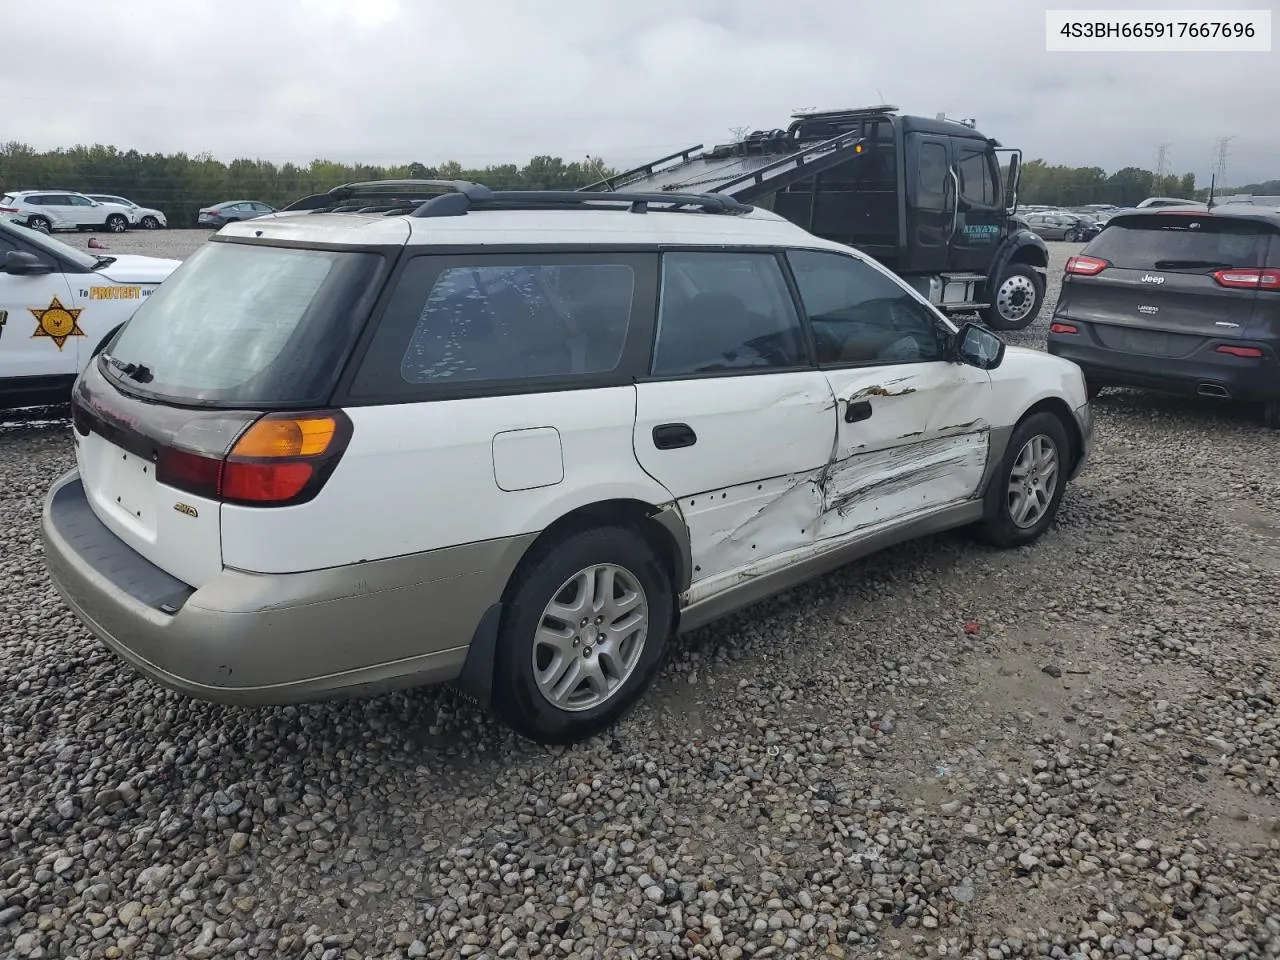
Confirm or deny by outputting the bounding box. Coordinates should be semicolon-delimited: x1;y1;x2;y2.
918;143;948;196
787;249;948;366
651;251;806;376
957;150;996;205
350;254;643;397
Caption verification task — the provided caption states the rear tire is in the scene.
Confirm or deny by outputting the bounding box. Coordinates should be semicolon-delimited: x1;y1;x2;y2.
983;264;1045;332
491;525;674;744
28;215;51;233
1264;400;1280;430
975;412;1071;548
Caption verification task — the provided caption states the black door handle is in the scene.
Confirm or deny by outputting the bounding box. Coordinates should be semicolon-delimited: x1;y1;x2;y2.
652;423;697;450
844;400;873;424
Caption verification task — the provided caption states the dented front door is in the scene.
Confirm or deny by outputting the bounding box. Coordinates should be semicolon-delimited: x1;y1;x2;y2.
815;360;991;540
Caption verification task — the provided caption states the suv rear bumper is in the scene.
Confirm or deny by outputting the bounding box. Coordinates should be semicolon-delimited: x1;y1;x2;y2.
40;470;532;705
1047;330;1279;402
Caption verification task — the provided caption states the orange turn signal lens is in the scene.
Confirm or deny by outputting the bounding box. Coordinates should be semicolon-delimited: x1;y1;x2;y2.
232;416;338;458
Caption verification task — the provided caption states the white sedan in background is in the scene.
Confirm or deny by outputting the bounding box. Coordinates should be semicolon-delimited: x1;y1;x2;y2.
86;195;168;230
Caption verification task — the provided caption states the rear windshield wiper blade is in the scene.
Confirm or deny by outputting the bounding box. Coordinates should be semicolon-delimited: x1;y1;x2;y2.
1151;259;1234;270
91;255;116;269
101;353;153;384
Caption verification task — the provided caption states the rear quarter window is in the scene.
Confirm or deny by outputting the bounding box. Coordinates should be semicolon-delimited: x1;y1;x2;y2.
1087;215;1271;270
348;253;658;400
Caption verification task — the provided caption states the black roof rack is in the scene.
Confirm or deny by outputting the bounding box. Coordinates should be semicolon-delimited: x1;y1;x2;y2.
279;178;752;218
408;185;752;218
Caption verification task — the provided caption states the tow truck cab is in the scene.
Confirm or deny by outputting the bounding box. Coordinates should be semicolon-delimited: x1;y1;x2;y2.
582;106;1050;331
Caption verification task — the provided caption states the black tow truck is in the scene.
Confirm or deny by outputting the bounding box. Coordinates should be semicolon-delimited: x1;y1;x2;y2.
581;105;1050;331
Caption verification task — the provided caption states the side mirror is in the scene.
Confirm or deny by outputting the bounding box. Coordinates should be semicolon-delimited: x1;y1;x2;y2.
955;321;1005;370
2;251;53;276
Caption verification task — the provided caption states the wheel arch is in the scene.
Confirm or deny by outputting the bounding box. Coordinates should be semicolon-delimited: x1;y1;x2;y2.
1017;397;1084;474
455;496;691;710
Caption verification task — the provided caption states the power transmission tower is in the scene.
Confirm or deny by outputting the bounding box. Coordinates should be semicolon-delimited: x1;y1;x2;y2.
1212;136;1235;184
730;126;750;143
1155;143;1171;179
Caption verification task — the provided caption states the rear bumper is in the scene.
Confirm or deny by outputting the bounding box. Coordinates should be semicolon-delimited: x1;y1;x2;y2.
1047;330;1279;402
40;470;533;706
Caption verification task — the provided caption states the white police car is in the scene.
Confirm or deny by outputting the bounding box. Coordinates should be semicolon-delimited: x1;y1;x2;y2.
0;217;179;408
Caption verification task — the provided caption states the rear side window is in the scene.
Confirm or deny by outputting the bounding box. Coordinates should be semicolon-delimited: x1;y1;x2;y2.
1088;216;1269;270
349;253;653;398
652;251;806;376
103;242;386;406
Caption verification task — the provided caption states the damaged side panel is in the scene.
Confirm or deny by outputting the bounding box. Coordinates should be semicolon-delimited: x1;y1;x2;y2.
815;429;989;539
678;467;826;586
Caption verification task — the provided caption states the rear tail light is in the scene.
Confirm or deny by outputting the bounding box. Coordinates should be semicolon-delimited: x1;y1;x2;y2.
0;206;17;213
1212;268;1280;291
156;410;353;507
1049;322;1079;335
1065;255;1110;276
1215;345;1264;359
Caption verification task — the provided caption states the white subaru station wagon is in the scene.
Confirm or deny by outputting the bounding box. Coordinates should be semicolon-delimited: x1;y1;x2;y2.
41;181;1092;744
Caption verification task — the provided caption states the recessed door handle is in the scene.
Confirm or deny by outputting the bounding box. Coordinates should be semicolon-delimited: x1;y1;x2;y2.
653;423;697;450
844;400;873;424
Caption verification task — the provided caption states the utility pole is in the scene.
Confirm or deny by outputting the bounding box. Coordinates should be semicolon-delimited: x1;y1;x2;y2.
1155;143;1171;179
1212;136;1235;186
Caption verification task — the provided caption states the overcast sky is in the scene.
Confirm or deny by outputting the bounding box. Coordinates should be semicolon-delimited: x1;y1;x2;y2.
3;0;1275;186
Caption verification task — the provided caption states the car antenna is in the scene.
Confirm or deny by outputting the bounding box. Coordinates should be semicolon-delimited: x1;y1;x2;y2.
1207;173;1216;210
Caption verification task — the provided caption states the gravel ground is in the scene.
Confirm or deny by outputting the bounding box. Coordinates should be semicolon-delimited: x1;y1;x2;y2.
1;235;1277;960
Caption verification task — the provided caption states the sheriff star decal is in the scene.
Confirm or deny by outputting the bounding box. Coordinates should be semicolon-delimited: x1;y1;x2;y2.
29;296;86;351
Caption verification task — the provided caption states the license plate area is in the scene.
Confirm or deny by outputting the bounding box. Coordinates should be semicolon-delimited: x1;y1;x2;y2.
104;447;157;532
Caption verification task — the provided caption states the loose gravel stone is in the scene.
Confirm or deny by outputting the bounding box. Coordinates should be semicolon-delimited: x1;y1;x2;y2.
1;237;1277;959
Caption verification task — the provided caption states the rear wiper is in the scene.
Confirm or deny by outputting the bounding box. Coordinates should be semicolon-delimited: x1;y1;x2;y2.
1151;259;1233;270
91;255;117;269
101;353;153;383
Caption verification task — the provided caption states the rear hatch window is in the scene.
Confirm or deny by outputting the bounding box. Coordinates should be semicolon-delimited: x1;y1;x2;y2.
1087;214;1267;272
101;241;386;406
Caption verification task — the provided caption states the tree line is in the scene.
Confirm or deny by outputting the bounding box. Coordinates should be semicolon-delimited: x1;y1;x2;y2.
0;143;617;227
1;140;1274;225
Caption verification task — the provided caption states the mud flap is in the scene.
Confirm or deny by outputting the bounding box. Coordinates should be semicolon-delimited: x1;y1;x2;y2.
455;602;503;709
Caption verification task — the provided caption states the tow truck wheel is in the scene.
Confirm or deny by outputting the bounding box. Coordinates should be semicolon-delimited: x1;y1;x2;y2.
984;264;1045;332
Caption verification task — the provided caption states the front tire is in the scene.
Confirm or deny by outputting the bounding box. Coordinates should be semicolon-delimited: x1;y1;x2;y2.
976;412;1071;548
140;215;160;229
105;214;128;233
983;263;1045;332
492;525;673;744
1064;229;1079;242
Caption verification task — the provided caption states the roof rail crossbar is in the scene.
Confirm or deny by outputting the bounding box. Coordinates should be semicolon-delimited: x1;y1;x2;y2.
410;189;752;218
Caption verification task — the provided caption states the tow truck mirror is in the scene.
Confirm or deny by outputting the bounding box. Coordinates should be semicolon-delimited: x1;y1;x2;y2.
955;322;1005;370
2;250;53;275
1003;154;1020;212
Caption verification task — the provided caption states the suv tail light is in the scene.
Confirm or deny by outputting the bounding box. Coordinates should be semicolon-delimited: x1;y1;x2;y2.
1065;255;1110;276
0;206;18;213
1212;268;1280;291
156;410;353;507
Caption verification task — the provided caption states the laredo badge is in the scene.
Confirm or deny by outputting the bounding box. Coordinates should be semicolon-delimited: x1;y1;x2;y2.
29;296;86;350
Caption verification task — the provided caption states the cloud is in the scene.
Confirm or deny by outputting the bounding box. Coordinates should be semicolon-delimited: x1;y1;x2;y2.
1;0;1274;184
